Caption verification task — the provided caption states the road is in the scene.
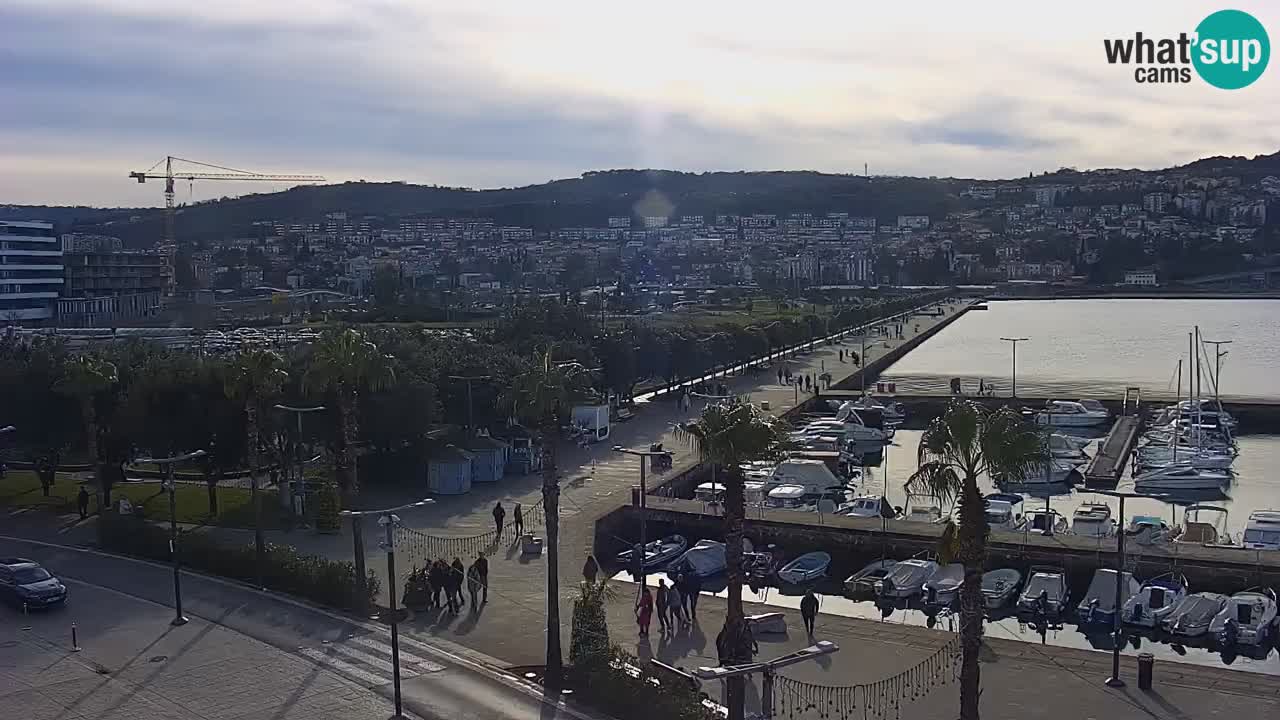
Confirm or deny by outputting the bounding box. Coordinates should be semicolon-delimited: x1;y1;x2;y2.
0;535;603;720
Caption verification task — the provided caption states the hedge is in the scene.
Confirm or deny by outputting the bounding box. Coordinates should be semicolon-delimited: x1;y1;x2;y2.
98;513;379;612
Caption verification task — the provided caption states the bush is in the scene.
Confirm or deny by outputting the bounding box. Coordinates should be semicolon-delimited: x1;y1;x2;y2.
569;581;612;667
98;513;379;612
570;646;718;720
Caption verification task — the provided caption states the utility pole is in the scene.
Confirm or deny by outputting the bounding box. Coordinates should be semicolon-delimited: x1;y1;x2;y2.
694;641;839;720
1000;337;1029;398
136;449;207;626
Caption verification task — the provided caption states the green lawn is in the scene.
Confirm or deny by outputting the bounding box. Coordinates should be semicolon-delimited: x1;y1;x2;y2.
0;470;283;530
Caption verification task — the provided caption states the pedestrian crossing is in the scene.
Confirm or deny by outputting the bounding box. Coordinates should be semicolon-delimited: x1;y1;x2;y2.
298;631;446;688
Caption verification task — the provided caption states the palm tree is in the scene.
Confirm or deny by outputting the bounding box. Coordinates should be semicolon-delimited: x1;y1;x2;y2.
304;328;395;599
905;400;1047;720
56;354;118;508
502;348;593;688
676;398;791;720
225;349;288;578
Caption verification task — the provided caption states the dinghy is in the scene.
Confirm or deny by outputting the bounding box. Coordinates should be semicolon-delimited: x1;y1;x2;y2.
777;551;831;585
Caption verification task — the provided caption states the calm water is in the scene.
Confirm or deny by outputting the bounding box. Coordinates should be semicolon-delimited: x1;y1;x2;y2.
883;299;1280;401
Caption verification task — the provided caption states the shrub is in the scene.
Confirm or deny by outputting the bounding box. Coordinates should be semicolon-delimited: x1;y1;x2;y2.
569;581;612;667
98;513;378;612
570;646;718;720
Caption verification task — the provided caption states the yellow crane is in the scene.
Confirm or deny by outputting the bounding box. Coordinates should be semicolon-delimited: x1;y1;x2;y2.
129;156;325;294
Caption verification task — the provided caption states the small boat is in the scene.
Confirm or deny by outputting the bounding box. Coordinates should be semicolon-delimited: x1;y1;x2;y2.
841;495;894;519
832;404;894;443
1071;502;1117;538
849;395;907;423
1077;569;1141;625
981;568;1023;610
902;494;943;523
1000;458;1082;485
615;534;688;570
1136;445;1235;471
1134;463;1231;491
1176;504;1235;546
777;551;831;585
671;539;729;578
844;559;898;597
767;484;809;509
879;558;939;599
744;481;768;506
1048;434;1091;461
980;493;1025;532
1022;509;1069;536
1211;588;1278;647
694;482;726;502
922;563;965;608
1242;510;1280;551
1122;574;1188;629
1031;400;1110;428
1164;592;1229;637
1017;566;1070;616
1124;516;1178;546
744;544;782;580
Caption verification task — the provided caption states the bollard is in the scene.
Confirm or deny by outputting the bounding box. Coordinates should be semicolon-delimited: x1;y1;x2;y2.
72;623;81;652
1137;652;1154;690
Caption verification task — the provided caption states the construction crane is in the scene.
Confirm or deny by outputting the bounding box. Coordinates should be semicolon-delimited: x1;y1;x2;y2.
129;156;325;295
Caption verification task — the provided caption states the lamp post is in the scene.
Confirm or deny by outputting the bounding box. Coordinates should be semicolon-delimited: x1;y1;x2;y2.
1000;337;1029;398
694;641;840;720
136;449;207;626
274;405;326;527
1093;488;1162;688
613;445;672;588
341;497;435;720
447;375;491;435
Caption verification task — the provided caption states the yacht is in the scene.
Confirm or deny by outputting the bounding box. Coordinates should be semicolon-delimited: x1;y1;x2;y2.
1135;445;1235;471
1030;400;1110;428
766;484;808;509
1122;574;1189;629
1242;510;1280;551
1071;502;1117;538
1016;458;1084;485
848;395;907;424
1134;462;1231;491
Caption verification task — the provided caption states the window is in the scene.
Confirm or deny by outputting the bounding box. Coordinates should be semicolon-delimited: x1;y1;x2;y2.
14;567;52;583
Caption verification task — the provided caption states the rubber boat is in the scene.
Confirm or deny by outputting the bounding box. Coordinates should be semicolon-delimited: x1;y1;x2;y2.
1210;589;1277;647
1163;592;1228;637
1017;566;1070;616
615;534;689;570
1077;569;1141;625
1122;574;1188;629
844;559;898;597
922;563;965;609
777;551;831;585
981;568;1023;610
878;558;939;599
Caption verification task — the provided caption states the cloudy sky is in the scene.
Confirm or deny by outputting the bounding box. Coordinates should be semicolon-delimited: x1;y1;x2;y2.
3;0;1277;206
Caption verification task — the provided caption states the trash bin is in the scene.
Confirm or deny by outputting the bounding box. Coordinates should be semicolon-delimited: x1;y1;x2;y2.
631;486;641;507
1137;652;1154;690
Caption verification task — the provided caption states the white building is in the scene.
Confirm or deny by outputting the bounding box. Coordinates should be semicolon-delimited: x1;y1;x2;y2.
897;215;930;230
0;220;63;326
1122;270;1158;286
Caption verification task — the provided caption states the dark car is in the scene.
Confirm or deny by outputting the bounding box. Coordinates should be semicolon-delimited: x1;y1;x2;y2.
0;557;68;609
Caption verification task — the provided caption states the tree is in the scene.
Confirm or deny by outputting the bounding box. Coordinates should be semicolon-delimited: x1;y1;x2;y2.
55;354;118;507
225;349;288;579
905;400;1047;720
372;265;401;307
502;348;594;688
304;328;395;601
676;398;791;720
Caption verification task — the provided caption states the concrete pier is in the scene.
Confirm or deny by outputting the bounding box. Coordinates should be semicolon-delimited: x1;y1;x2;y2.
1083;415;1143;486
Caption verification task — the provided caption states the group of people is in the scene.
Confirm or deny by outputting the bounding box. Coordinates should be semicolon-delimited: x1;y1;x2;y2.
423;554;489;613
777;367;823;394
491;501;524;539
633;572;703;637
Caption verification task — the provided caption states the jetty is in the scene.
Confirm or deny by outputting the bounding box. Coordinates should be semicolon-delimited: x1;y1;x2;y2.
1083;387;1144;486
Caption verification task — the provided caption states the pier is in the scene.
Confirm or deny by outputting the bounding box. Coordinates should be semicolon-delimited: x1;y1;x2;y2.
1082;388;1144;486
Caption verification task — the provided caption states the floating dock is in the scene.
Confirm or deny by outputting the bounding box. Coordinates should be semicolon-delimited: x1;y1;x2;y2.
1083;414;1143;486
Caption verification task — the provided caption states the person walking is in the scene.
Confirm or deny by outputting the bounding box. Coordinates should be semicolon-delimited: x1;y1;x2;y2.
466;561;482;608
492;501;506;538
801;589;820;637
582;554;599;584
635;586;653;637
655;579;671;633
512;502;524;538
428;559;445;608
667;581;684;626
777;368;784;384
683;572;702;620
449;557;466;612
475;551;489;602
76;486;90;520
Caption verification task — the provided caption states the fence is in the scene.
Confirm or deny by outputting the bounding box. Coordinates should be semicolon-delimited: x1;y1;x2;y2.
394;497;546;569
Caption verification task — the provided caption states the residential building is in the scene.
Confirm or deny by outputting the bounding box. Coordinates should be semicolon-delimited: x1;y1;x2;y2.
0;220;63;326
59;248;167;327
1122;269;1159;286
897;215;930;230
1143;192;1172;214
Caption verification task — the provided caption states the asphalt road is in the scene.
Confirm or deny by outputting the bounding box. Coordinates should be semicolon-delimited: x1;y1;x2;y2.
0;535;602;720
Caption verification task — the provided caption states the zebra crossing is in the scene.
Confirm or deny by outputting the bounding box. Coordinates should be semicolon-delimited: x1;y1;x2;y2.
298;631;447;688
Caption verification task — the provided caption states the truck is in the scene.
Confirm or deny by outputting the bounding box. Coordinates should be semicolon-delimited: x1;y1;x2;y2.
571;404;611;443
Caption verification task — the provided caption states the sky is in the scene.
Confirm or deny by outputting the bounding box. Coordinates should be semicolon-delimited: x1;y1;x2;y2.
2;0;1278;207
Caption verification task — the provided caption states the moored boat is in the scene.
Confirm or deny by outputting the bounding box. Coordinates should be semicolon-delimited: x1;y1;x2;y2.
615;534;689;570
844;559;898;597
1077;569;1141;625
981;568;1023;610
1122;574;1188;629
1164;592;1228;637
777;551;832;585
922;563;965;609
1210;588;1278;647
1017;566;1070;616
878;558;939;599
1030;400;1110;428
1071;502;1116;538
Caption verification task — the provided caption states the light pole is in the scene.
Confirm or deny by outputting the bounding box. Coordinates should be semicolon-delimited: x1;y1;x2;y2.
1000;337;1029;398
136;449;207;626
274;405;325;527
1093;489;1161;688
613;445;672;587
341;498;434;720
448;375;491;435
694;641;839;720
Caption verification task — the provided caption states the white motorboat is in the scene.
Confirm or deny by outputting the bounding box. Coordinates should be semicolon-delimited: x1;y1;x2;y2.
844;559;898;597
901;494;944;524
1077;569;1141;625
879;558;939;599
1071;502;1117;538
1048;433;1091;461
1000;458;1082;485
694;482;726;502
1211;589;1278;647
1125;516;1178;546
1022;508;1069;536
981;568;1023;610
1017;566;1070;616
1134;463;1231;491
842;495;894;519
849;395;907;423
1136;444;1235;470
1031;400;1110;428
616;534;689;570
768;459;845;498
671;540;729;578
832;403;893;443
1242;510;1280;551
1154;400;1238;431
1164;592;1229;637
777;551;831;585
1176;504;1235;546
767;484;808;509
981;493;1025;532
1123;574;1189;629
744;481;768;506
922;563;965;608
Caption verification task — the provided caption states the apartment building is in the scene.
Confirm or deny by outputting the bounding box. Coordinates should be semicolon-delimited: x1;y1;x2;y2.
0;220;63;326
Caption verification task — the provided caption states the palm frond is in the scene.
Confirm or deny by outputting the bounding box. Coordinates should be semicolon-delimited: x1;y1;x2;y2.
905;461;963;506
979;408;1049;481
675;397;790;468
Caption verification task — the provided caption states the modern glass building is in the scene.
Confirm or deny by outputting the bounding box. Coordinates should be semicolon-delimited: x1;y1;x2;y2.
0;220;63;326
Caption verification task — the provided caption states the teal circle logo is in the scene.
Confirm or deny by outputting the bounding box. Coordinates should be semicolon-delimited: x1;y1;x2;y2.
1193;9;1270;89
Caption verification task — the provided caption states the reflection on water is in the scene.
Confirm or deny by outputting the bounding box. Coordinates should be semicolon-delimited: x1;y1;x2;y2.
612;569;1280;675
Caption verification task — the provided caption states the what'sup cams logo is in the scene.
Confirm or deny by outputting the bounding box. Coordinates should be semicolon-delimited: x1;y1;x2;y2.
1104;9;1269;88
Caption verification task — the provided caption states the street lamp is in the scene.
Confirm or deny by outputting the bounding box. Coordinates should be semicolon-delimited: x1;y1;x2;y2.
135;449;207;626
274;405;326;527
1092;488;1163;688
341;498;435;720
613;445;672;587
694;641;839;720
1000;337;1029;398
447;375;491;434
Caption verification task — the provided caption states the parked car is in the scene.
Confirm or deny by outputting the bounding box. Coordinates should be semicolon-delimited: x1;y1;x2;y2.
0;557;68;609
